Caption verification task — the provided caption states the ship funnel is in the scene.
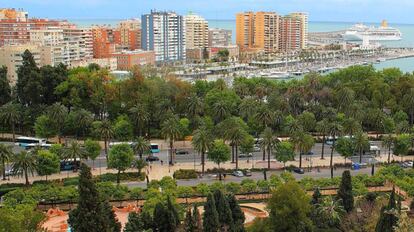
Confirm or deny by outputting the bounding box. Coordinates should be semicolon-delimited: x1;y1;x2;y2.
381;20;388;28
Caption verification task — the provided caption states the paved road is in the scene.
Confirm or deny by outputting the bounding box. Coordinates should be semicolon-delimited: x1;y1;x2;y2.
123;166;374;189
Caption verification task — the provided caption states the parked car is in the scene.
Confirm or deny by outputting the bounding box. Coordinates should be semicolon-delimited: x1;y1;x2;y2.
243;169;252;177
401;161;413;168
176;149;189;155
239;153;253;158
253;145;261;152
146;156;160;162
232;170;244;177
293;167;305;174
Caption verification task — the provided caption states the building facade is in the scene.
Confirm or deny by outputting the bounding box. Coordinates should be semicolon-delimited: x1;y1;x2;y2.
184;13;208;49
112;50;156;70
116;19;141;50
141;10;186;62
236;11;308;53
208;28;232;47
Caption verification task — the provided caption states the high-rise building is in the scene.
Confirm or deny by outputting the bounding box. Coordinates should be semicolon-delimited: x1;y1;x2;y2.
236;11;308;53
92;26;117;58
116;19;141;50
289;12;308;49
208;28;232;47
236;12;255;50
279;14;304;51
0;44;42;84
184;13;208;49
0;8;62;46
254;12;280;53
141;10;186;62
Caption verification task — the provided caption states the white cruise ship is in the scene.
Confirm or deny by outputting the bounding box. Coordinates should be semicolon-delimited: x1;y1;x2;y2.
343;20;402;41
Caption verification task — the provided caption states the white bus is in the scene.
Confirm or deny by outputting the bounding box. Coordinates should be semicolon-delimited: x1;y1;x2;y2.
15;136;51;149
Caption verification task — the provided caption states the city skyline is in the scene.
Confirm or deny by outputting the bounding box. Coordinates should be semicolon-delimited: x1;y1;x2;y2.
4;0;414;24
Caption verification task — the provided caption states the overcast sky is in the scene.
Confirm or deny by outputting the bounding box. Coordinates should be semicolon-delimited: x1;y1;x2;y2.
5;0;414;24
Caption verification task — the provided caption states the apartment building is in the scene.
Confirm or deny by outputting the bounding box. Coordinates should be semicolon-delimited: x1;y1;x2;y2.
185;13;209;49
116;19;141;50
112;50;155;70
236;12;255;50
208;28;232;47
254;12;280;53
92;26;117;58
141;10;186;62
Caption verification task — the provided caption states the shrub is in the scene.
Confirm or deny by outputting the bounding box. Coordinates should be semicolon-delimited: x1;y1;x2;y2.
96;172;144;182
173;169;198;180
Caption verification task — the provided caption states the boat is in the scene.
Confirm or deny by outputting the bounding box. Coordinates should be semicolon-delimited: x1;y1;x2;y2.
261;71;292;80
343;20;402;41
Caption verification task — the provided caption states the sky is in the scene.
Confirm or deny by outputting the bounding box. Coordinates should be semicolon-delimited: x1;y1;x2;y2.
4;0;414;24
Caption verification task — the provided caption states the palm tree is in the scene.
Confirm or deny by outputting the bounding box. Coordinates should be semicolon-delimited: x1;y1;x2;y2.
63;140;86;170
382;134;394;163
317;196;346;227
354;132;369;163
328;121;342;179
129;104;149;137
260;127;278;169
342;118;361;138
132;136;150;160
192;126;213;174
316;119;330;160
95;119;113;161
47;103;68;143
12;151;37;186
0;103;20;142
254;105;274;128
227;127;248;170
0;144;13;180
186;94;203;118
292;132;315;169
212;100;230;122
161;116;182;165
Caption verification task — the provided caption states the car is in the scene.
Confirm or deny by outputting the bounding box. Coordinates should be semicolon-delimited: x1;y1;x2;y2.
146;156;160;162
232;170;244;177
293;167;305;174
401;161;413;168
243;169;252;177
238;153;253;158
253;145;261;152
176;149;189;155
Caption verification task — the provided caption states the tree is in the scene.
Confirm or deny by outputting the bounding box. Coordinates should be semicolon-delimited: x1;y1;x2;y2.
203;193;220;232
315;196;346;229
292;132;314;169
113;116;133;141
213;190;233;231
129;104;149;137
375;189;399;232
124;212;145;232
311;187;322;205
192;204;202;232
63;140;86;170
108;144;134;184
0;103;20;142
267;181;313;232
84;139;101;169
335;137;354;164
100;200;121;232
227;194;246;232
0;144;12;180
161;116;182;165
393;134;411;162
184;207;196;232
337;170;354;213
192;125;213;174
297;111;316;132
47;103;68;143
354;132;370;163
274;141;295;168
0;204;45;232
316;119;330;159
94;119;113;161
12;151;36;186
68;163;112;232
36;150;60;181
261;127;278;169
394;212;414;232
34;115;57;140
328;121;342;179
132;158;147;176
0;66;11;106
207;139;231;181
16;50;42;106
153;198;180;232
382;134;394;164
132;136;150;160
227;126;248;170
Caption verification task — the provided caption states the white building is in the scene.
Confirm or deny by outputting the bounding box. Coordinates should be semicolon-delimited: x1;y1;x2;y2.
141;10;186;62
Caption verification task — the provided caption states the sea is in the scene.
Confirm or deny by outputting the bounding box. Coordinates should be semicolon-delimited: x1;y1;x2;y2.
69;19;414;73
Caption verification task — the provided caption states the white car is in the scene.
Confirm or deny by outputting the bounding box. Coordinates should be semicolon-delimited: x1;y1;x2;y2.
233;170;244;177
